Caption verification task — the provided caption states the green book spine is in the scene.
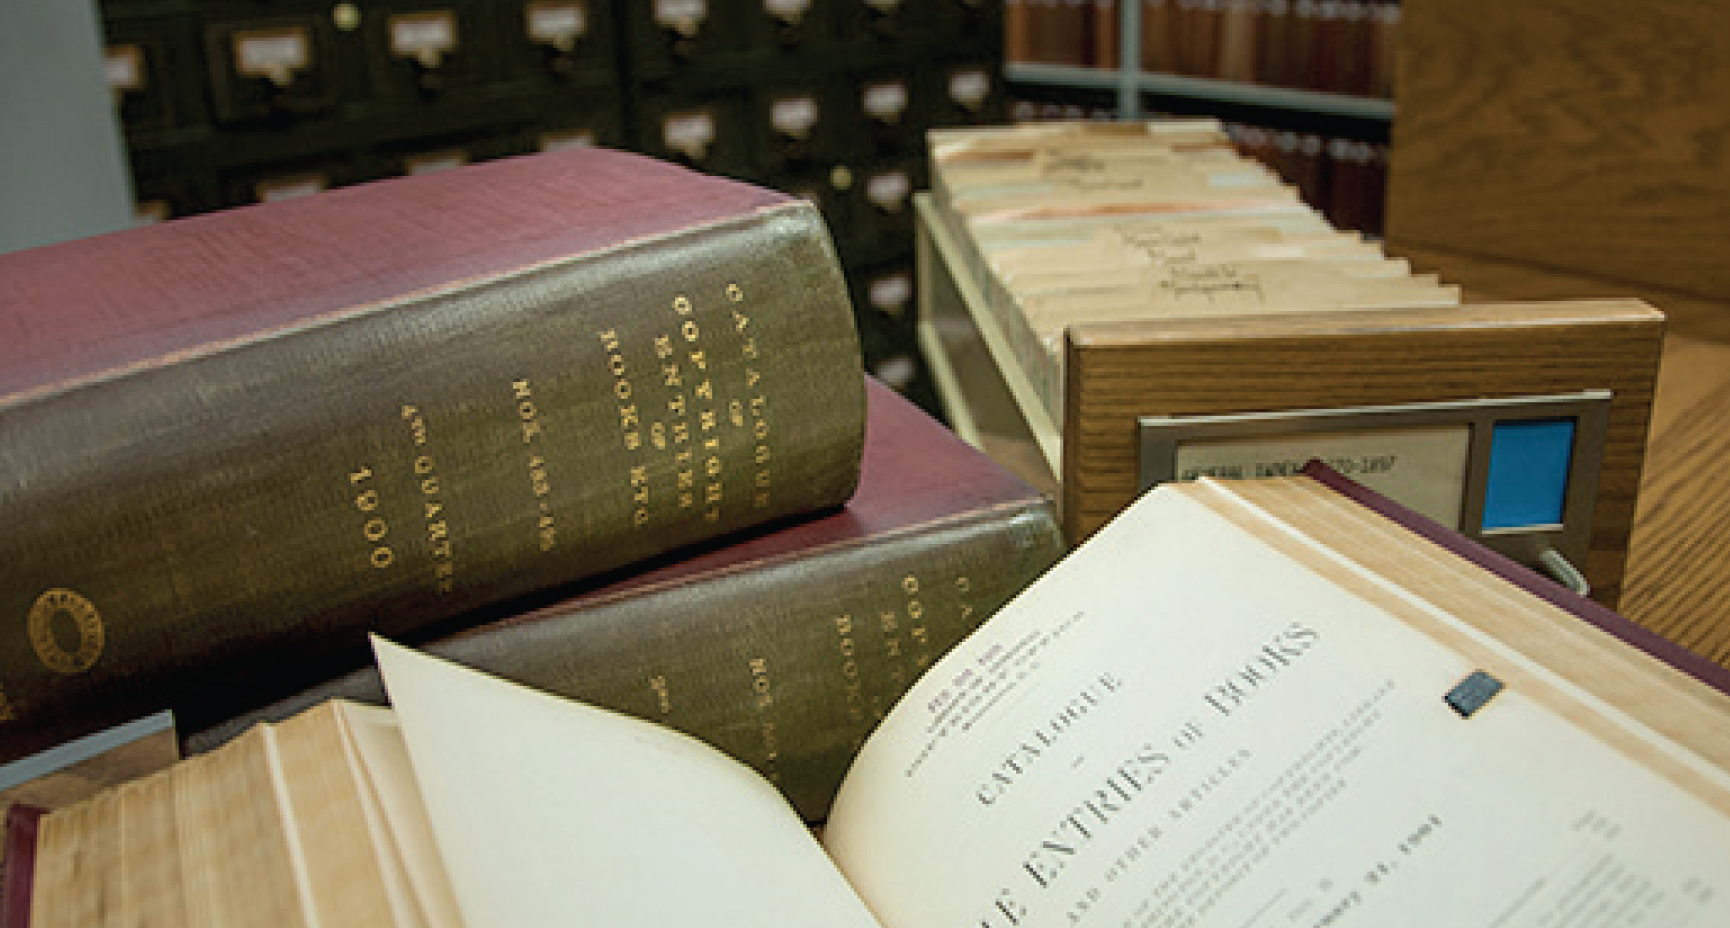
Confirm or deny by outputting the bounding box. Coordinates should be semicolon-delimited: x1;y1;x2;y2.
186;381;1067;821
0;150;865;761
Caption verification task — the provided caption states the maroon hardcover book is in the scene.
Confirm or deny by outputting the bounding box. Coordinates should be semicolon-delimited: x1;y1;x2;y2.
186;378;1068;821
0;147;866;764
1;804;42;928
2;148;792;401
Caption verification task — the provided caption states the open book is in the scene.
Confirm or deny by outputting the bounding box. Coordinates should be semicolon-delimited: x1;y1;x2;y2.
23;472;1730;927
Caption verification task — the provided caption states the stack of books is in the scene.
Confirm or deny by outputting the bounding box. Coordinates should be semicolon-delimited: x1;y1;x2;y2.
0;147;1066;831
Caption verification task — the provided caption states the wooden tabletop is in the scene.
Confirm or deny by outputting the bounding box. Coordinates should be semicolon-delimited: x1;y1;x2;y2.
1392;243;1730;669
1622;334;1730;668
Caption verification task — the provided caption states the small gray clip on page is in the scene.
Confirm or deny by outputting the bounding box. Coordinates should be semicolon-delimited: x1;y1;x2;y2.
1445;670;1505;718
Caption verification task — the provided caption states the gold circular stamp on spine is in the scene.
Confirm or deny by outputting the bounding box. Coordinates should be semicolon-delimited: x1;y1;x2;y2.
28;589;105;675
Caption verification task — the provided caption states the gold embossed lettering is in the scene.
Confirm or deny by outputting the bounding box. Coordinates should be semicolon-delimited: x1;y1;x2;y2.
749;656;773;708
746;391;772;508
600;330;641;452
631;465;650;526
528;456;550;498
834;614;864;721
401;405;428;445
760;720;780;771
514;379;556;551
649;674;673;715
411;443;455;593
513;379;544;444
28;589;105;675
353;461;393;571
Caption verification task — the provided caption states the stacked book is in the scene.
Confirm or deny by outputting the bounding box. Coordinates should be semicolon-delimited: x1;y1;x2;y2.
0;147;1067;834
925;118;1460;424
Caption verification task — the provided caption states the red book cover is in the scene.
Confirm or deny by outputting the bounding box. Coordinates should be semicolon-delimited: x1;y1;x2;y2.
2;804;42;928
0;148;798;402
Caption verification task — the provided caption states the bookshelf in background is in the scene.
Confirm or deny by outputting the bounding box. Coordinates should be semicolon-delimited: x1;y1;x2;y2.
1004;0;1399;97
1003;0;1395;235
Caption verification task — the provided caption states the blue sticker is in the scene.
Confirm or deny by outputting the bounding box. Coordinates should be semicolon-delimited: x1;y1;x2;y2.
1445;670;1504;718
1483;418;1575;530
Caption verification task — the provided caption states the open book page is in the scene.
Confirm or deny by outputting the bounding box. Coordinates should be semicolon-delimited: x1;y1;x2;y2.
1194;475;1730;793
333;703;464;928
823;481;1730;928
370;638;882;928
